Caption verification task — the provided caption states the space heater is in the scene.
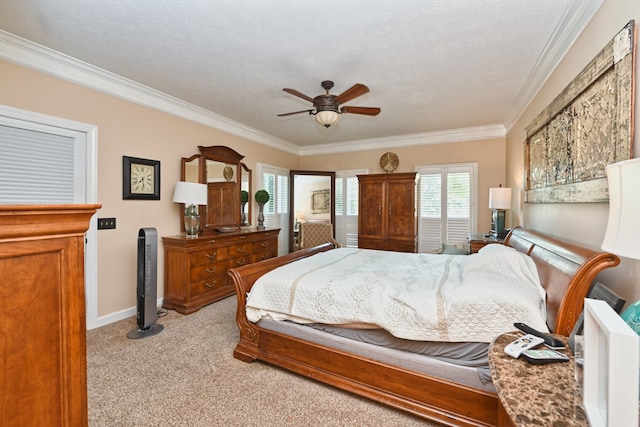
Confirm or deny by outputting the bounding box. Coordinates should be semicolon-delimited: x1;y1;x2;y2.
127;227;164;339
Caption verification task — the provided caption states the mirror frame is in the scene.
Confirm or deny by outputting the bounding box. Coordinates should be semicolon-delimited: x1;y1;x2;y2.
179;146;252;233
289;170;336;252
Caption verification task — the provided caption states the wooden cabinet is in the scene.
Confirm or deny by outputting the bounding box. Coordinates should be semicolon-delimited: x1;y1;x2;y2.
207;182;239;227
357;172;418;252
0;204;99;427
162;228;279;314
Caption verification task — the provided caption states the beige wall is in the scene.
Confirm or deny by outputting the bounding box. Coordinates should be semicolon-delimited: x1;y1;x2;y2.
506;0;640;303
1;59;507;322
301;138;507;232
8;1;635;321
0;60;299;319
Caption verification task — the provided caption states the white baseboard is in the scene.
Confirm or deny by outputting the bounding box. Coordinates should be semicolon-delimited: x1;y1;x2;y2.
89;298;164;330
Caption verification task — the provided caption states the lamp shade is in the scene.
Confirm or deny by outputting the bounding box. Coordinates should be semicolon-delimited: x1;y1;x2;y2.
489;187;512;210
172;181;207;206
601;158;640;259
315;110;340;127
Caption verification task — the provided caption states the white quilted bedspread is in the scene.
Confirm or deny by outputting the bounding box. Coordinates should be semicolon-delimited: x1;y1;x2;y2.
245;245;548;343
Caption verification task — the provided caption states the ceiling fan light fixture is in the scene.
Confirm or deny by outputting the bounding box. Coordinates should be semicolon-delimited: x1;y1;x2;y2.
315;110;340;128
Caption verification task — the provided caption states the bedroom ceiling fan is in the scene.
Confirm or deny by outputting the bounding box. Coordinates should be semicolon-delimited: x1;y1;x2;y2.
278;80;381;128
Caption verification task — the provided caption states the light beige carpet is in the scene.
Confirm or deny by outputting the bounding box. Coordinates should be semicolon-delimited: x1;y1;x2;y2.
86;295;441;426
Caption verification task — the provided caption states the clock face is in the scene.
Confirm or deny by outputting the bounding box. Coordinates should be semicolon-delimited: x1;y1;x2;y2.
380;152;399;173
130;163;155;194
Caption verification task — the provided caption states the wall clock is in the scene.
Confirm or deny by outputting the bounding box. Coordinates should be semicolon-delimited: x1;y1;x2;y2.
380;152;399;173
123;156;161;200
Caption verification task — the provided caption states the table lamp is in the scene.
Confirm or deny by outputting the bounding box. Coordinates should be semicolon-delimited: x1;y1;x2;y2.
172;181;207;238
601;158;640;334
489;185;512;238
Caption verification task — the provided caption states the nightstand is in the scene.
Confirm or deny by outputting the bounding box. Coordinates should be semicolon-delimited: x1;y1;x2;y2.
468;233;504;254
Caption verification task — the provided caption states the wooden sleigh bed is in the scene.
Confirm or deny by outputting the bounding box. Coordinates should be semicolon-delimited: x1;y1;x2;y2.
228;227;620;426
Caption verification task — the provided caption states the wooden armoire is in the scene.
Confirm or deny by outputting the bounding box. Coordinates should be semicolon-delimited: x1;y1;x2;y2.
357;172;419;253
0;204;99;427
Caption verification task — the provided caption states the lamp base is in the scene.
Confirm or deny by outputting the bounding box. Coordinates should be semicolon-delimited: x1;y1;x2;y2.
491;209;506;238
184;214;200;238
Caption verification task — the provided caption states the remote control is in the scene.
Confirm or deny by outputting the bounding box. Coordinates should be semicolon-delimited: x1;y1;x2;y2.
504;334;545;358
514;322;565;350
521;349;569;365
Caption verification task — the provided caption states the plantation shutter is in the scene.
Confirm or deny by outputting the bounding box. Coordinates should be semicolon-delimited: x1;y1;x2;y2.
258;163;289;256
335;169;365;248
417;163;477;252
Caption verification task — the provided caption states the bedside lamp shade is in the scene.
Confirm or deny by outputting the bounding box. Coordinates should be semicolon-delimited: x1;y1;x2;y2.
173;181;207;238
601;158;640;260
489;187;512;210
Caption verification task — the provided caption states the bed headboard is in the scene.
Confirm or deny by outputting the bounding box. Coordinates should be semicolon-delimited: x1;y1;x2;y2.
503;227;620;336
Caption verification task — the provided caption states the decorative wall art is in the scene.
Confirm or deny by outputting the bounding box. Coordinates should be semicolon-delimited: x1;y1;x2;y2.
311;189;331;213
525;21;635;203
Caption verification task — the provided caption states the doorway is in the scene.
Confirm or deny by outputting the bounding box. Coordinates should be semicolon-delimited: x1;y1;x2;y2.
289;170;335;253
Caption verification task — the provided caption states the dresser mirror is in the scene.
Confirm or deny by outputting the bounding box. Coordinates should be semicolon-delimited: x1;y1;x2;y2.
180;145;252;232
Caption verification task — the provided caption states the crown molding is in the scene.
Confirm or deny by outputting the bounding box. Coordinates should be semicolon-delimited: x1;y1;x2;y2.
299;124;506;156
503;0;604;131
0;30;301;155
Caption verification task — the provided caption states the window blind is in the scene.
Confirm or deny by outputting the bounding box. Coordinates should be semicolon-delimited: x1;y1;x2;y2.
0;125;79;203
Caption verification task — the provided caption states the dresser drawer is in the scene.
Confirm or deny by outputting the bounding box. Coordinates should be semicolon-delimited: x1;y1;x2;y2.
190;274;229;297
190;247;229;266
228;242;252;258
191;260;228;282
228;255;251;269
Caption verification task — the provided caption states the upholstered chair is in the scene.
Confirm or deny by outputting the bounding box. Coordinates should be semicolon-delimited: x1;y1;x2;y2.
298;222;341;249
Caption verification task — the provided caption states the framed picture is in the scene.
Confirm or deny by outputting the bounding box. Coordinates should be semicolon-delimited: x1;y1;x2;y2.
123;156;160;200
311;189;330;214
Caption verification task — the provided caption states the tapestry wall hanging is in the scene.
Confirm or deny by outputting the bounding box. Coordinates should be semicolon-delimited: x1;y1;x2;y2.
525;20;635;203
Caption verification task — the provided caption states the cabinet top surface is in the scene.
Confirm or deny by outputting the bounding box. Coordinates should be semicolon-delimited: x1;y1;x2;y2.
489;332;587;426
163;228;280;243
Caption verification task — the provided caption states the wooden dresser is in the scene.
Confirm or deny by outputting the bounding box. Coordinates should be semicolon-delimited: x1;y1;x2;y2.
357;172;419;253
162;228;279;314
0;204;100;427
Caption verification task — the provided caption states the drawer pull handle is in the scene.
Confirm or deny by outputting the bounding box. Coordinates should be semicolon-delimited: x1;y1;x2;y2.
205;267;217;274
260;243;267;248
206;252;217;260
209;240;216;244
205;280;217;288
236;247;246;253
236;259;246;266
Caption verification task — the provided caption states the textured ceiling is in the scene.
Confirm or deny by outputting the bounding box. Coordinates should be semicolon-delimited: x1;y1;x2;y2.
0;0;590;150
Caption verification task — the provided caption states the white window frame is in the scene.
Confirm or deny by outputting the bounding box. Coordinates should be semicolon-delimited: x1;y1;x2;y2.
335;169;367;248
415;162;478;252
256;162;290;256
0;105;99;329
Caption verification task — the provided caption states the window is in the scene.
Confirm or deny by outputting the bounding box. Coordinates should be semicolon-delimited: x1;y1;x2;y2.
257;162;289;256
416;163;477;252
335;169;366;247
0;105;99;329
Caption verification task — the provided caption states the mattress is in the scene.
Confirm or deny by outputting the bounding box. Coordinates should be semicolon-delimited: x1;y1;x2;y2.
258;318;496;392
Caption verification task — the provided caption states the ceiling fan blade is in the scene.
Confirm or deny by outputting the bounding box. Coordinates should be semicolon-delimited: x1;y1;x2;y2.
340;106;381;116
283;88;315;103
334;83;369;105
277;109;314;117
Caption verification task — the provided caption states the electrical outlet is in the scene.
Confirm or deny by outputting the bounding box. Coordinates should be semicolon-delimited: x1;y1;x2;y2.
97;217;116;230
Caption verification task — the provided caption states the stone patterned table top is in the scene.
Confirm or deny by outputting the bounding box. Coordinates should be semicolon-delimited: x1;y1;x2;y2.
489;332;589;426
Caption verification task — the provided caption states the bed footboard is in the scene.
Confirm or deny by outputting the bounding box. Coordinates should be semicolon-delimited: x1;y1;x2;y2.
228;243;335;361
